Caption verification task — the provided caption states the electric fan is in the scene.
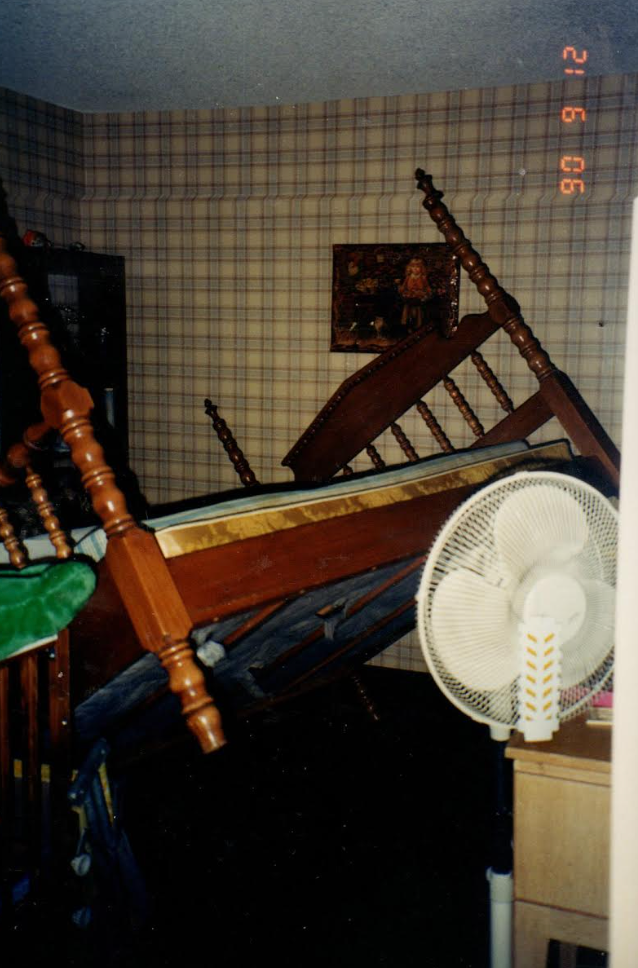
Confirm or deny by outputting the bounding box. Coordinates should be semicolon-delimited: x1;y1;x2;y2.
417;469;617;743
415;469;618;968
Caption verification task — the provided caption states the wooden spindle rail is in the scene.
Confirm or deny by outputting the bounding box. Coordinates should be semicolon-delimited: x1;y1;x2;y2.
1;419;73;560
204;399;259;487
442;377;485;438
471;351;514;414
0;227;224;753
390;423;419;462
24;466;73;559
365;442;386;470
0;504;26;569
415;400;454;453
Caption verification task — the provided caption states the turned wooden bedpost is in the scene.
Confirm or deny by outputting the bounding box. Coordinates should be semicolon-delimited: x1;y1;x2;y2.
415;168;555;382
0;229;225;752
415;169;620;485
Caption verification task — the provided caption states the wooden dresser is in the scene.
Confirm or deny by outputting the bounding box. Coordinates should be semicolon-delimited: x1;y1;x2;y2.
506;716;611;967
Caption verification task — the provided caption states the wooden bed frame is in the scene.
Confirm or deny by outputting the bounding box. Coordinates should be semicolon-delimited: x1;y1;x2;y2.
0;171;621;760
282;171;619;487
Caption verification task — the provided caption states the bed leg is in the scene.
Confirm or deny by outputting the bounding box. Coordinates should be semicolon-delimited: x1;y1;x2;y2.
0;663;13;914
104;530;226;753
48;631;72;876
157;634;226;753
351;672;381;722
20;653;41;875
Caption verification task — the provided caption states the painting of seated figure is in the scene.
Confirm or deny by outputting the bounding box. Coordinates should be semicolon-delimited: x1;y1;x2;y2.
330;243;460;352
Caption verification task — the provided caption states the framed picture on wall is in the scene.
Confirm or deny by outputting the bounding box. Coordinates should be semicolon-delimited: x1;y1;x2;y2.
330;243;460;353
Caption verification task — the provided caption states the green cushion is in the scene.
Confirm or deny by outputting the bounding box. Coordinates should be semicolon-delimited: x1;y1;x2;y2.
0;560;97;662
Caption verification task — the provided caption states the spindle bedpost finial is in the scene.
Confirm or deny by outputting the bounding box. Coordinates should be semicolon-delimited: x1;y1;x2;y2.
204;399;259;487
414;170;556;384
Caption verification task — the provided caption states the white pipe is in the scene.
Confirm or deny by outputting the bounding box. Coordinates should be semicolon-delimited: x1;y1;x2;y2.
486;868;513;968
609;195;638;967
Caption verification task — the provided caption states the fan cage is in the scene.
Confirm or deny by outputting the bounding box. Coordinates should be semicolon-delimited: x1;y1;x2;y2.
417;471;617;731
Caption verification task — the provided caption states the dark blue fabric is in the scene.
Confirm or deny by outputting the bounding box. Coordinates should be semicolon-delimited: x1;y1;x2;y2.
74;557;421;747
69;741;151;932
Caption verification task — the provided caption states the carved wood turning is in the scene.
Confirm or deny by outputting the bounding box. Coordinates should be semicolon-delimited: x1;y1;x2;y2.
415;169;556;382
442;377;485;438
415;400;454;452
204;399;259;487
0;227;225;753
24;466;72;559
0;504;26;568
365;442;386;469
282;170;619;486
471;351;515;414
390;422;419;462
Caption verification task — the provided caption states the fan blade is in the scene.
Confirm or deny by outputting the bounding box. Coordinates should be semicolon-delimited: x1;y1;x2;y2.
560;579;615;687
494;484;589;583
429;568;516;691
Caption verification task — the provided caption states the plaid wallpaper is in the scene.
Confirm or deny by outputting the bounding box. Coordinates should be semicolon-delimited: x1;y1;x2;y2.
0;88;83;242
1;74;636;670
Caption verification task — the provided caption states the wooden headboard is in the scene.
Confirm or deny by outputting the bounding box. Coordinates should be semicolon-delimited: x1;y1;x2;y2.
283;171;620;489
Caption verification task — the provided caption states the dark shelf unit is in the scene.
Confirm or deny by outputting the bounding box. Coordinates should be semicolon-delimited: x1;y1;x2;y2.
0;246;128;460
0;245;143;534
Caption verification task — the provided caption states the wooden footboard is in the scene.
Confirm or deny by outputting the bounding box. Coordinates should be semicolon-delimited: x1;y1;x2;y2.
70;438;576;717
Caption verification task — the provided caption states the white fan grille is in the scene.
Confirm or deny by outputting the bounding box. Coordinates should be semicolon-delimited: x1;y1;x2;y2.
417;471;617;731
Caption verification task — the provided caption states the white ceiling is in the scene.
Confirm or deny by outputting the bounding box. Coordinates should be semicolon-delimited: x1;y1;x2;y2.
1;0;637;113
